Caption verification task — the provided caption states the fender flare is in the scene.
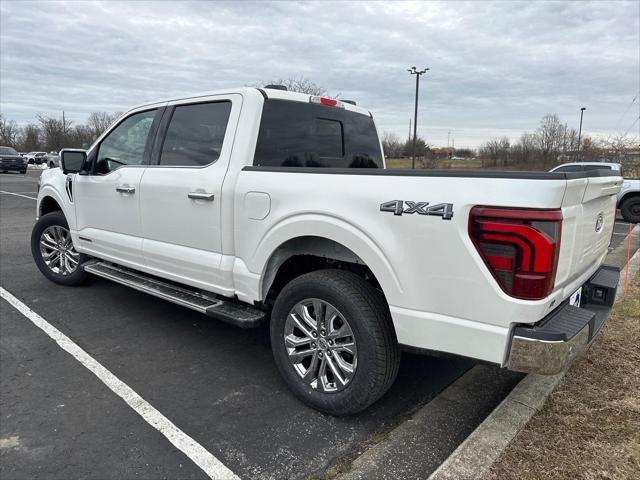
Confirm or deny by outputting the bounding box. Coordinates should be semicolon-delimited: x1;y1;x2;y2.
249;213;404;305
37;185;75;230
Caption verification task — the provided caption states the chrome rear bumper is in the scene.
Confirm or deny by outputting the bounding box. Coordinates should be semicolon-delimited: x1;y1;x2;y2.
507;265;620;375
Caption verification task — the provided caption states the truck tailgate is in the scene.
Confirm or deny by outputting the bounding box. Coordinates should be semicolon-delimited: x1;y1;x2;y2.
555;175;622;294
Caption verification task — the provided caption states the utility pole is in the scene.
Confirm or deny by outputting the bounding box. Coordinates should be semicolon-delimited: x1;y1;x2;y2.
577;107;586;160
62;111;66;135
408;66;429;169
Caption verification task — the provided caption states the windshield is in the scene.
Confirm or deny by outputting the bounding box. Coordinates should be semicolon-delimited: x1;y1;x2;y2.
0;146;19;155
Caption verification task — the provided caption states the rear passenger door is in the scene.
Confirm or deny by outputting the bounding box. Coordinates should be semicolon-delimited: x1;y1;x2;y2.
139;95;241;293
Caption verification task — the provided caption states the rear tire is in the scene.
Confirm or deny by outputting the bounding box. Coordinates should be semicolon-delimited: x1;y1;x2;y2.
620;196;640;223
270;269;399;415
31;211;89;286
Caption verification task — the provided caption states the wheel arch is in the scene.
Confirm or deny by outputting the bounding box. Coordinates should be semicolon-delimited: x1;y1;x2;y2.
37;185;74;230
619;191;640;206
252;216;403;306
39;195;63;217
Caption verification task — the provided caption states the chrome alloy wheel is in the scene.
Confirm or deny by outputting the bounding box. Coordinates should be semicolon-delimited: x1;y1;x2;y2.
39;225;80;275
284;298;357;392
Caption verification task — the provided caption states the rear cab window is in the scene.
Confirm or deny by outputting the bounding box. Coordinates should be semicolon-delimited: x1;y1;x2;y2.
253;99;382;168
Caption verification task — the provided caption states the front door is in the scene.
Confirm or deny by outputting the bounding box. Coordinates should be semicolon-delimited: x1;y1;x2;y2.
73;108;160;267
139;96;240;293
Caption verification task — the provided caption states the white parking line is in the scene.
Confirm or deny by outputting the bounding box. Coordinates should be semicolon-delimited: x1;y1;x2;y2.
0;287;239;480
0;190;37;200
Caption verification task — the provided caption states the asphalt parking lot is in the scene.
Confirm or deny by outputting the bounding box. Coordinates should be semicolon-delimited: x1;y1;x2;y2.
0;170;636;480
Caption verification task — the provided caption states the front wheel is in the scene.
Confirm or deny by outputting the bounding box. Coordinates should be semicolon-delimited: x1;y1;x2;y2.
620;196;640;223
270;270;399;415
31;211;89;286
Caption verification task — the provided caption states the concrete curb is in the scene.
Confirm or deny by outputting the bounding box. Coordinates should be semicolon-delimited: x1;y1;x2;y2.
428;226;640;480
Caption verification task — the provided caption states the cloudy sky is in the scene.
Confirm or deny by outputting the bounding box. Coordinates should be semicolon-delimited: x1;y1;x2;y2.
1;0;638;148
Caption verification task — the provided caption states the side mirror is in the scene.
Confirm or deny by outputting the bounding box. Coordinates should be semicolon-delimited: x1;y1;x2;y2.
60;149;87;174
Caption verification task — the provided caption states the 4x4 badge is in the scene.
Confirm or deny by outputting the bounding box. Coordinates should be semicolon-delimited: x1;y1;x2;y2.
380;200;453;220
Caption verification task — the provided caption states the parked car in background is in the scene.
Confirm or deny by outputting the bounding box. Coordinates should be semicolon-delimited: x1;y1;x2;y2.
46;152;60;168
0;146;28;174
26;151;48;165
550;162;639;223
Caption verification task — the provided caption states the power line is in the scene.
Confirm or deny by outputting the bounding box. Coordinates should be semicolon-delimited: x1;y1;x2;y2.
613;91;639;134
620;115;640;139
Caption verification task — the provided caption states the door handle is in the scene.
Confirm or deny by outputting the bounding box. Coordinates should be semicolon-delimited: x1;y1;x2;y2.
116;185;135;194
188;192;215;201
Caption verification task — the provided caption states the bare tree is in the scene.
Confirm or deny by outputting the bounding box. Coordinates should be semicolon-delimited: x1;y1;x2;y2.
0;114;20;147
381;131;403;158
87;111;119;140
68;124;95;149
536;114;565;161
479;137;510;167
264;76;327;95
18;124;41;152
36;114;73;151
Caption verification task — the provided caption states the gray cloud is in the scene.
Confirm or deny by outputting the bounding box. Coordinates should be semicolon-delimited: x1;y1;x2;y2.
1;0;638;147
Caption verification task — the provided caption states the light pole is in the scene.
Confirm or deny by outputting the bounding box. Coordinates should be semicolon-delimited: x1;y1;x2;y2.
577;107;586;160
408;66;429;169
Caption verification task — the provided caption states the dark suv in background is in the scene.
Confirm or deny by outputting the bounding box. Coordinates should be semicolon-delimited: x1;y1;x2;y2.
0;146;28;174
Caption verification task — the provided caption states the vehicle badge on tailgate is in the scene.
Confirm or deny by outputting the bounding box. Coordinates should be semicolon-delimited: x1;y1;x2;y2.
380;200;453;220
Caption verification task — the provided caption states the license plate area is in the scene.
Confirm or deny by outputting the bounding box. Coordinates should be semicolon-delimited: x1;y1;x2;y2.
569;287;582;307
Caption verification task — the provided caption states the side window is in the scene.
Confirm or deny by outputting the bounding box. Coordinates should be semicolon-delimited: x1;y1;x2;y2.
96;110;156;174
159;101;232;167
555;165;584;173
585;165;612;171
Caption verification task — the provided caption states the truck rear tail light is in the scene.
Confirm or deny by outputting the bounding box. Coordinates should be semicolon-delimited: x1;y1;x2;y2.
310;96;345;108
469;206;563;300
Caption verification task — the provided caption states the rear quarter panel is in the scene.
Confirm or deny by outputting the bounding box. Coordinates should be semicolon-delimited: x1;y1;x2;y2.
234;170;571;325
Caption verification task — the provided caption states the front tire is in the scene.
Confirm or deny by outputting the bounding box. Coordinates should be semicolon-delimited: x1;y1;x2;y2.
31;211;89;286
620;196;640;223
270;270;399;415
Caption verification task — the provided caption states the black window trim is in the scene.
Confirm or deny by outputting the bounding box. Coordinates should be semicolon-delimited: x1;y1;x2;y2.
87;107;163;175
150;99;233;169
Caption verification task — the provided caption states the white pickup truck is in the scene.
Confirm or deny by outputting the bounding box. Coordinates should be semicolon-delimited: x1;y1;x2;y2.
32;87;622;415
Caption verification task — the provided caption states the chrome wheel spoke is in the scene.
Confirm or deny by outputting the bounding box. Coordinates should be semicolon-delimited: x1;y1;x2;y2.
290;313;315;339
333;350;356;375
294;303;317;331
288;346;316;363
302;352;320;383
42;248;59;260
284;334;311;348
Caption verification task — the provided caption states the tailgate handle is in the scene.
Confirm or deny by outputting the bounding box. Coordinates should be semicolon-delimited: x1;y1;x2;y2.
188;192;215;201
116;185;135;194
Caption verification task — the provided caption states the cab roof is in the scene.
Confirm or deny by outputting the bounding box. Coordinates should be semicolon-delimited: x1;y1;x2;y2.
132;87;371;117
